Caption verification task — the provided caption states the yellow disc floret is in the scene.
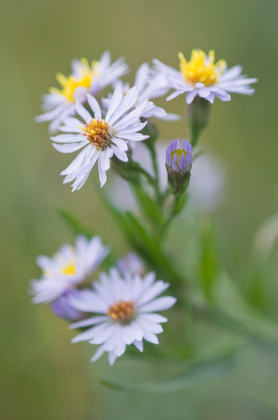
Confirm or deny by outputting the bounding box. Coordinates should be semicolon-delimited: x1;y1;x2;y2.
178;49;226;87
171;148;187;169
49;58;99;102
107;300;134;322
60;262;76;275
81;118;112;150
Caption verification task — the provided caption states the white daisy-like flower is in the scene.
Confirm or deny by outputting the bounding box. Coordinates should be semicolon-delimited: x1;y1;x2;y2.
35;52;129;133
103;63;179;121
69;268;176;365
152;49;257;104
51;85;149;190
30;235;109;304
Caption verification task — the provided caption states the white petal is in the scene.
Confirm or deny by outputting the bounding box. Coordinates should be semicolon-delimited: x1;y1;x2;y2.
105;84;124;123
86;94;102;120
91;345;106;362
137;281;169;306
50;134;85;143
143;331;159;344
133;340;143;352
53;141;87;153
98;158;107;187
70;315;108;329
111;145;128;162
109;87;138;126
108;351;117;366
140;296;176;313
112;137;129;151
76;101;92;122
61;145;92;175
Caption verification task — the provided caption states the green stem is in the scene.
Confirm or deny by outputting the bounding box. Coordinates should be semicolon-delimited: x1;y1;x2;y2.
136;165;155;186
159;194;187;239
148;142;162;205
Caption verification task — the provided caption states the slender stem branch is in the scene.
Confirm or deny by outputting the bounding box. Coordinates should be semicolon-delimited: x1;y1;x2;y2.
148;142;162;205
136;165;155;185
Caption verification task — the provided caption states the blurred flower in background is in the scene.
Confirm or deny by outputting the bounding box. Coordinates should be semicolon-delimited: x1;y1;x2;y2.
35;51;129;133
69;268;176;365
103;62;180;121
30;235;109;304
152;49;257;104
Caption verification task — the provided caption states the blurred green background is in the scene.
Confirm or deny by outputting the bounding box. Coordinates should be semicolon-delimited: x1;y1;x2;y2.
1;0;278;419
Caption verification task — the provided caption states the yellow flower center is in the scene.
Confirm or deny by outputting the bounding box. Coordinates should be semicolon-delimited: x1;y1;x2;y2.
171;149;188;168
49;58;98;102
81;118;112;150
60;262;76;275
178;49;226;87
107;300;134;322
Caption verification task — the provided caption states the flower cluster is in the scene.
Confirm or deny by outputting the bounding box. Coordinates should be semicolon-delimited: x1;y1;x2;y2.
36;50;256;191
31;49;257;368
31;239;176;365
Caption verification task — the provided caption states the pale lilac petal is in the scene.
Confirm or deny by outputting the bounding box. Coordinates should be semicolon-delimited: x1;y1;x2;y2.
140;296;176;313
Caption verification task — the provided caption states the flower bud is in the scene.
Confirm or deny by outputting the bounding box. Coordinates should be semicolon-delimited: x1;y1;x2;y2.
186;97;211;146
51;290;85;322
166;139;192;195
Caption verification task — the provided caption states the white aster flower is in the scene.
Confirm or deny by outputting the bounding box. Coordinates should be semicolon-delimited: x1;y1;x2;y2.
35;52;129;133
153;49;257;104
51;85;149;190
103;63;180;121
69;268;176;365
30;236;109;304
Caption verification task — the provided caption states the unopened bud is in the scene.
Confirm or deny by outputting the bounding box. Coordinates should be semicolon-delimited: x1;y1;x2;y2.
166;139;192;195
186;97;211;146
51;290;85;322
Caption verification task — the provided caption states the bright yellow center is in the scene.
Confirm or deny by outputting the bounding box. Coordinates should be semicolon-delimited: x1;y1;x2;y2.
171;149;188;168
60;262;76;275
178;49;226;87
107;300;134;322
49;58;98;102
81;118;112;150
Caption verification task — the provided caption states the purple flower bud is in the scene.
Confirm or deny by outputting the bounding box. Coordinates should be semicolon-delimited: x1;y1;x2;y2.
166;139;192;194
51;289;85;322
117;252;145;278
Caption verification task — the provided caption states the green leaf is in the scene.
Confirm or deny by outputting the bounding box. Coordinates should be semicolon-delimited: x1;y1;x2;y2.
98;341;238;394
212;272;278;354
199;217;219;302
124;212;183;285
245;262;268;312
131;185;165;228
58;208;94;238
100;191;184;285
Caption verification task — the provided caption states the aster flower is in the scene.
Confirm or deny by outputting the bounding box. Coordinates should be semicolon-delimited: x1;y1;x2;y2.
69;268;176;365
35;52;129;133
30;235;109;304
153;49;257;104
51;85;149;190
166;139;192;195
103;63;179;121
